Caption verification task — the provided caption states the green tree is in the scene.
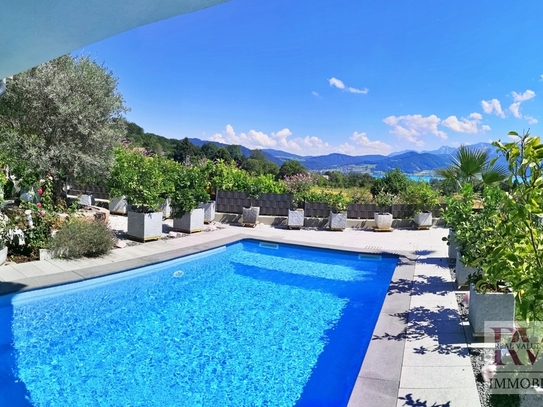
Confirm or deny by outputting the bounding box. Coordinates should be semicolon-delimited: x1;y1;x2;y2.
214;147;232;162
243;158;263;175
201;142;219;159
226;145;245;164
0;55;128;202
278;160;307;179
173;138;202;163
370;168;409;198
248;149;268;161
326;171;346;188
262;160;279;177
345;172;374;188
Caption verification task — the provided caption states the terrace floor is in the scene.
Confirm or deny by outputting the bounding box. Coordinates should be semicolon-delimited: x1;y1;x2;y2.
0;217;481;407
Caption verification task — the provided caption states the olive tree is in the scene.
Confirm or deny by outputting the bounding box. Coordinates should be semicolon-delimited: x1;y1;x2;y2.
0;55;128;202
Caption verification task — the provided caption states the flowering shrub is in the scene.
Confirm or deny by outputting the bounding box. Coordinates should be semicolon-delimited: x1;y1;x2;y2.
284;173;316;205
5;201;58;258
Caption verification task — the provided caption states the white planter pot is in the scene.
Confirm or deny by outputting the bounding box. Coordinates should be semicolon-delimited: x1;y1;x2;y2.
173;208;205;233
414;211;432;227
374;212;393;229
448;229;459;259
242;207;260;224
79;194;95;206
39;248;52;261
288;209;304;229
455;252;479;288
198;201;216;224
127;211;163;242
109;196;128;215
468;284;515;337
0;246;7;266
329;211;347;230
161;198;172;219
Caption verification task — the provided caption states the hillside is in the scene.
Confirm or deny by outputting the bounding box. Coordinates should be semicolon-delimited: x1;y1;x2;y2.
123;121;503;175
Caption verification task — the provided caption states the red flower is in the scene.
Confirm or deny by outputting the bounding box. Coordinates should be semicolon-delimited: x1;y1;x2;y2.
36;202;42;207
37;188;43;195
39;210;46;216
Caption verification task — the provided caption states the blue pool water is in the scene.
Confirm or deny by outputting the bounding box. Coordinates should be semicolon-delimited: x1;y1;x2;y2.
0;240;397;406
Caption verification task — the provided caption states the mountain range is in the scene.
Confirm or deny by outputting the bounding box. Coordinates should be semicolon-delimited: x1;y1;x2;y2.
188;138;502;175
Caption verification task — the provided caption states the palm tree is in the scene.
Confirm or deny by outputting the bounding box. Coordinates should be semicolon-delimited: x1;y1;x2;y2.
436;145;509;191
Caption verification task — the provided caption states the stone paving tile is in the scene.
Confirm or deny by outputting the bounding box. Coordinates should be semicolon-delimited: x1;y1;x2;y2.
45;259;82;272
400;366;476;389
32;260;66;275
403;333;471;367
409;293;459;310
361;313;406;382
0;265;27;282
11;262;46;278
406;314;465;336
396;388;481;407
348;377;399;407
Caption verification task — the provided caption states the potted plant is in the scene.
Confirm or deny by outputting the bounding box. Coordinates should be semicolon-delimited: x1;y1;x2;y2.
170;164;210;233
468;278;515;337
441;184;475;259
374;192;394;229
325;192;349;231
108;148;174;242
401;181;439;227
241;174;271;225
284;173;316;229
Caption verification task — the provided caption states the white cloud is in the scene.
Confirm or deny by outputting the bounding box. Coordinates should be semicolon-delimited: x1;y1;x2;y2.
329;77;345;89
525;115;538;124
505;90;536;120
509;102;522;118
540;74;543;81
348;86;369;94
209;125;335;154
512;89;536;102
209;125;393;156
338;132;392;155
311;91;320;98
383;114;446;146
329;77;368;94
211;125;287;150
481;125;491;132
441;112;484;134
481;99;505;118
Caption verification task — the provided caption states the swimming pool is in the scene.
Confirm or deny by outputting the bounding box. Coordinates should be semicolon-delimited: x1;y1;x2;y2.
0;240;398;406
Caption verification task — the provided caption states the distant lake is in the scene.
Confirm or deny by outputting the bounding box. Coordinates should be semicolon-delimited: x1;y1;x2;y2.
407;175;442;182
373;174;442;182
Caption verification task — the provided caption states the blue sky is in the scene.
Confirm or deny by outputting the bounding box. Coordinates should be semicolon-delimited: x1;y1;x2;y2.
76;0;543;156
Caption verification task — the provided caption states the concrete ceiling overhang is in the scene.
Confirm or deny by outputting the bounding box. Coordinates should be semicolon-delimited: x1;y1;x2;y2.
0;0;229;78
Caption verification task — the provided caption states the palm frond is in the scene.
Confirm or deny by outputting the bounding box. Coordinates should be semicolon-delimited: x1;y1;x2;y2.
435;167;457;180
481;164;510;184
452;145;489;180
